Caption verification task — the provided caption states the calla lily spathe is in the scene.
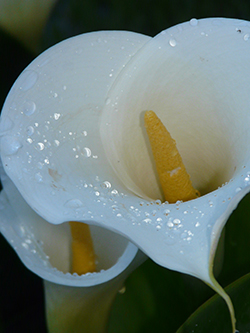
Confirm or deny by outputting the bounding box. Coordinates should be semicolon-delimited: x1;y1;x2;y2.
1;18;250;331
0;164;145;332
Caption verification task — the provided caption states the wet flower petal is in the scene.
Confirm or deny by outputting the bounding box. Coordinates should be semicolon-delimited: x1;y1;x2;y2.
0;164;143;286
0;164;145;332
0;30;150;224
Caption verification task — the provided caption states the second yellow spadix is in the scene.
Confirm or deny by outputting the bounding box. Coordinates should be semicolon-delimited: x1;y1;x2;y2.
70;222;96;275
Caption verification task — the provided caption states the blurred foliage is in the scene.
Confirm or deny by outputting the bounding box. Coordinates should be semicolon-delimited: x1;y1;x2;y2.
0;0;58;53
1;0;250;332
177;272;250;333
41;0;250;48
0;29;33;110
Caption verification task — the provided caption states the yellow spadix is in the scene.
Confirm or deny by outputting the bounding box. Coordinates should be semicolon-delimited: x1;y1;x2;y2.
144;110;200;203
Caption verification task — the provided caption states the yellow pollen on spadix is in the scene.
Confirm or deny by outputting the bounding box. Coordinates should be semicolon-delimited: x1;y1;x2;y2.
69;222;96;275
144;110;200;203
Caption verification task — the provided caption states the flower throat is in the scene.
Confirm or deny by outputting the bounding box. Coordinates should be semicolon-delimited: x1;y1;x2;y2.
69;110;199;275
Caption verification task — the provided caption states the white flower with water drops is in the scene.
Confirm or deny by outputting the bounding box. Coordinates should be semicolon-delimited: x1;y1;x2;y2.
0;163;145;332
1;18;250;332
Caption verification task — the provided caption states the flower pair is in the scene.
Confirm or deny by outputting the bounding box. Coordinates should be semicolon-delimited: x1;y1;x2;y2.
1;17;250;332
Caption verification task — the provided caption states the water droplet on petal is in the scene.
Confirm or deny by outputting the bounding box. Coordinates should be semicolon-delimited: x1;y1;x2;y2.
82;131;87;137
173;218;181;225
21;100;36;116
167;221;174;228
54;113;61;120
64;199;83;208
54;139;60;147
101;181;111;189
169;38;176;47
105;98;111;105
111;189;119;196
244;176;250;183
244;34;250;41
164;209;170;215
83;147;91;157
26;126;34;136
22;242;29;249
1;136;22;155
0;116;14;134
19;70;38;91
38;58;49;67
190;18;198;26
37;142;45;150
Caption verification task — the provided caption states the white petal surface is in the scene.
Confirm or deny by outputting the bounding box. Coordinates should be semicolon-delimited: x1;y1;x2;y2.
0;30;150;223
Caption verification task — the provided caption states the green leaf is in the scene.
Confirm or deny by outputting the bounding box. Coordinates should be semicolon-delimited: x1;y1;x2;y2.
108;259;214;333
108;262;156;333
218;193;250;285
177;273;250;333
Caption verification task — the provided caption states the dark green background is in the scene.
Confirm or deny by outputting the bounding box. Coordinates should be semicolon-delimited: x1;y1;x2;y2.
1;1;250;332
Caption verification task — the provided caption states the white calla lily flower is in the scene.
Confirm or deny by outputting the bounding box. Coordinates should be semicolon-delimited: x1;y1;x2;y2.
1;18;250;331
0;165;145;331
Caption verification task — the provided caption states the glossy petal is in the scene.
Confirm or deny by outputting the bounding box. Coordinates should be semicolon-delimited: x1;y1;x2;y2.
0;164;144;287
0;30;150;224
0;165;145;332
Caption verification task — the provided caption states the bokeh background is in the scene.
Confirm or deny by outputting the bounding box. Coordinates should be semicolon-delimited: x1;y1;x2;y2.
1;0;250;332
